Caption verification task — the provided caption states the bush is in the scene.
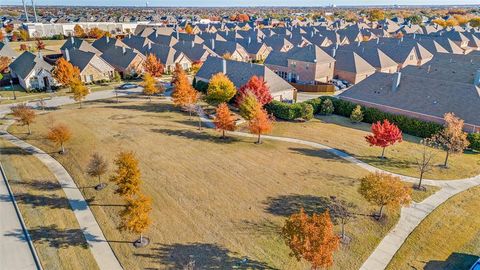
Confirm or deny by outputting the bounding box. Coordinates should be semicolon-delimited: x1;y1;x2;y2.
265;100;303;120
468;133;480;151
194;80;209;93
320;99;334;115
304;98;322;114
350;105;364;123
300;103;314;121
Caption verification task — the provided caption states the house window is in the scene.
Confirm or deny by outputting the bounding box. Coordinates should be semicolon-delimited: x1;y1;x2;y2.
410;55;414;60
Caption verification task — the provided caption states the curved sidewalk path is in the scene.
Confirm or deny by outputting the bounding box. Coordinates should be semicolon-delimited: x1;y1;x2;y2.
0;88;141;270
197;108;480;270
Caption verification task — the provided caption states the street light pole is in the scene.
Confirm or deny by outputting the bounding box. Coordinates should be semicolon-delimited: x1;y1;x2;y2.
10;79;16;100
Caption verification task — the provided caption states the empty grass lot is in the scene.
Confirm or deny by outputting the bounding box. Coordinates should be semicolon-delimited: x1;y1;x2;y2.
0;140;98;270
8;96;410;269
387;186;480;270
269;115;480;180
9;39;65;55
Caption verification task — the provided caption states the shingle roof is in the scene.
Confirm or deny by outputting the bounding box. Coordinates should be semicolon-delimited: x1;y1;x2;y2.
100;46;143;70
67;49;95;72
0;42;17;58
334;50;376;74
61;37;100;55
9;51;52;79
92;36;128;53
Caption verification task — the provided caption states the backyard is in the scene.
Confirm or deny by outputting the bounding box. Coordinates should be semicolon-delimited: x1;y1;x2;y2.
7;96;408;270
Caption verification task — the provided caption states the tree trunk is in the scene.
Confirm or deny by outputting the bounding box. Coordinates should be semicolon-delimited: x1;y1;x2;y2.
61;143;65;154
222;129;225;139
341;222;345;239
98;175;101;185
257;133;261;144
140;233;143;244
79;100;82;108
418;171;424;189
198;116;202;130
27;124;31;135
116;92;119;103
189;109;192;120
381;147;386;158
443;151;450;167
378;205;384;219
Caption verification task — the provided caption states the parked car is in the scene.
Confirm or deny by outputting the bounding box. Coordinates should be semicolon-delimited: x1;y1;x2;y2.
116;83;138;89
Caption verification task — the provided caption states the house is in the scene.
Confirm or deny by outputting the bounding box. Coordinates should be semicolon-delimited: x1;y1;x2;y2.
264;45;336;84
237;38;271;61
173;41;217;63
64;48;115;83
333;50;376;84
92;36;129;53
204;39;250;61
9;51;57;90
60;36;101;55
263;35;294;52
121;35;153;52
0;42;17;60
100;46;145;77
140;43;192;72
339;71;480;132
196;56;297;101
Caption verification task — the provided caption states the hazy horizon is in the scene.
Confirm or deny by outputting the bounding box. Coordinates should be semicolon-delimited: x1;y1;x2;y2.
5;0;480;7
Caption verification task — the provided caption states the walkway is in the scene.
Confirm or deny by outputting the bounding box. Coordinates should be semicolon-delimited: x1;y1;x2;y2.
195;106;480;270
0;88;141;270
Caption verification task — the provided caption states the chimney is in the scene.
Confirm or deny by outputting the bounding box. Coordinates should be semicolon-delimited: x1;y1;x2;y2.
31;0;38;23
331;47;336;58
148;42;151;50
71;36;74;44
248;36;251;45
211;39;215;50
191;41;194;48
155;30;158;38
413;33;416;39
176;31;179;39
21;0;29;23
222;58;226;74
65;48;70;61
376;38;380;44
392;72;401;91
357;41;361;47
427;64;431;73
474;69;480;86
122;46;126;55
106;35;110;43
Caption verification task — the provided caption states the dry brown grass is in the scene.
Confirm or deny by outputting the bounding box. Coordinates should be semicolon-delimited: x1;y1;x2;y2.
0;140;98;270
8;97;405;269
267;115;480;180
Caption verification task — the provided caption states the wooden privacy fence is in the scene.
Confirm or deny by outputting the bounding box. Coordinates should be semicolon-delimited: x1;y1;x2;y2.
289;82;335;93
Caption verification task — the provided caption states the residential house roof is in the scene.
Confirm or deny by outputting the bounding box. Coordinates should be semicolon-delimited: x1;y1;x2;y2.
9;51;52;79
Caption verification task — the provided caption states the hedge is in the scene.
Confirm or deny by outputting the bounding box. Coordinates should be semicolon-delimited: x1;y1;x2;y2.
467;133;480;151
265;101;303;120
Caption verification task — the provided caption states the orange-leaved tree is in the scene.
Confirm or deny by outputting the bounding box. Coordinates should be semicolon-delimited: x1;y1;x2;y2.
365;119;402;159
109;151;142;199
143;53;164;77
120;193;152;247
142;72;163;102
282;208;340;269
74;24;86;37
53;57;80;87
47;123;72;154
185;24;194;34
0;56;10;73
214;102;236;139
11;104;36;135
431;112;469;167
358;172;411;220
35;38;45;50
172;64;198;117
248;106;273;144
236;75;273;106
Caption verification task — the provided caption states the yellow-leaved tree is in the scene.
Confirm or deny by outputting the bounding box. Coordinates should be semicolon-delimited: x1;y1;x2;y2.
70;77;89;108
142;72;162;102
109;151;142;199
120;193;152;247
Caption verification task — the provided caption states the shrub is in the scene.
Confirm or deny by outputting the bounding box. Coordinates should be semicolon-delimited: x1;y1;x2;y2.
320;99;334;115
194;79;209;93
350;105;364;123
265;101;303;120
467;133;480;151
300;103;314;121
304;98;322;114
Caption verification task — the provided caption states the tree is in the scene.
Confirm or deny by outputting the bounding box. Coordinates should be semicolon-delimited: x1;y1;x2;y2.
248;107;273;144
47;124;72;154
238;90;260;121
431;112;469;167
88;27;105;39
86;153;109;190
320;99;334;115
143;53;164;77
109;151;142;198
73;24;86;37
184;24;194;34
35;38;45;51
141;73;162;102
470;18;480;28
214;103;236;139
0;30;4;41
171;63;187;86
350;105;363;123
358;172;411;219
11;104;36;135
53;57;80;87
19;43;29;51
237;14;250;22
0;56;11;73
365;119;403;159
18;29;29;41
282;209;340;269
300;103;314;121
172;64;198;118
70;77;89;108
222;52;232;60
328;196;357;243
206;73;236;105
236;76;273;106
120;193;152;247
113;71;121;82
414;139;435;190
369;9;385;21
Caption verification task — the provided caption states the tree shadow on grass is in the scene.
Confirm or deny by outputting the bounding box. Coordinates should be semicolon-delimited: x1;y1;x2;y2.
0;193;88;211
4;225;99;249
288;147;350;163
13;180;66;191
136;242;278;269
356;155;413;170
151;128;239;144
0;146;34;155
105;102;178;114
424;252;479;270
236;219;281;236
263;194;331;217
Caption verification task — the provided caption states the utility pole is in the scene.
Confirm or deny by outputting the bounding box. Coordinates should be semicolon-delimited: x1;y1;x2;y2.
31;0;39;23
21;0;30;23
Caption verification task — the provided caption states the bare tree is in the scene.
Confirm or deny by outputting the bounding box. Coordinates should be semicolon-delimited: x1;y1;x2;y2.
328;196;357;244
414;139;435;190
86;153;108;190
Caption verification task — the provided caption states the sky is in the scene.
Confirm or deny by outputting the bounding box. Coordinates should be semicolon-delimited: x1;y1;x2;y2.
6;0;480;6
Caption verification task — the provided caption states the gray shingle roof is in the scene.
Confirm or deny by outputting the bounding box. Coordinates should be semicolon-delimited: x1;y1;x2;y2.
9;51;52;79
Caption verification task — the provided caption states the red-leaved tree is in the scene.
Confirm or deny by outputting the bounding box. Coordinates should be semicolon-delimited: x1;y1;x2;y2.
365;119;403;158
236;76;273;106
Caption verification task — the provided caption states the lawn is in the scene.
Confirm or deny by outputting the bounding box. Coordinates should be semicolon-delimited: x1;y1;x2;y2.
387;185;480;270
9;39;65;55
8;96;406;270
0;140;99;270
268;115;480;180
